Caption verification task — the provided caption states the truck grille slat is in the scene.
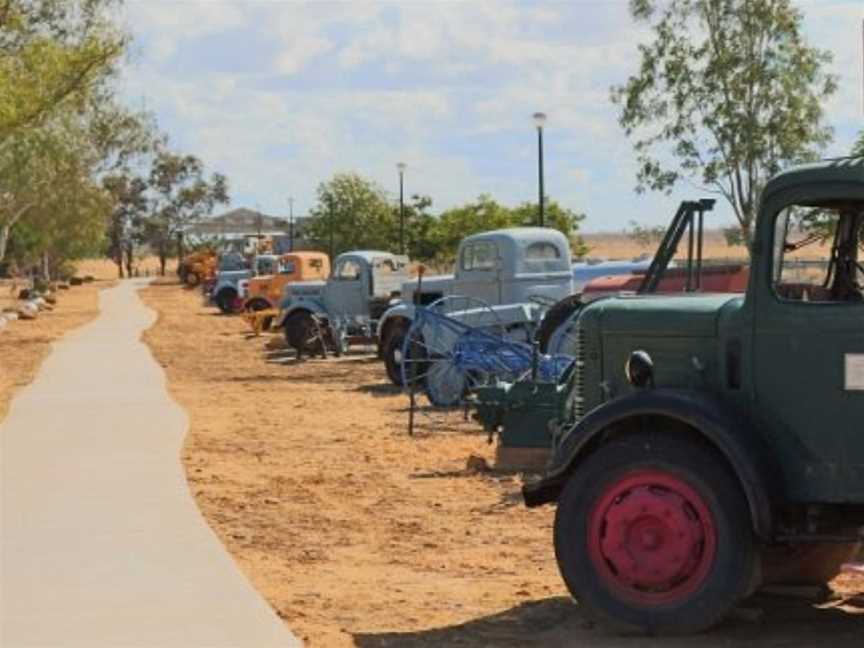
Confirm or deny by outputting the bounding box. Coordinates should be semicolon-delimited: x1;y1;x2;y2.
573;326;586;419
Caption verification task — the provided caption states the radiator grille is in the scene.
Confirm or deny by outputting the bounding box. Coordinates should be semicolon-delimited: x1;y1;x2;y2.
572;325;586;419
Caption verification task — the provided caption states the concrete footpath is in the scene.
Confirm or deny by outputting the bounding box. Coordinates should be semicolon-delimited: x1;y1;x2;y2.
1;280;299;647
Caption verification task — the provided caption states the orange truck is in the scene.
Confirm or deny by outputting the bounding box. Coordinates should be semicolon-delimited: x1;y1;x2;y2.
241;251;330;333
178;250;218;287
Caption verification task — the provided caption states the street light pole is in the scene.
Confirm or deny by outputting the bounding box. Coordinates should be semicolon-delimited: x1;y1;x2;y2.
397;162;406;254
287;196;294;252
328;196;334;260
533;112;547;227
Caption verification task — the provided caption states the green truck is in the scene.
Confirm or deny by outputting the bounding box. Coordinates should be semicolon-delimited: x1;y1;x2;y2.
515;158;863;633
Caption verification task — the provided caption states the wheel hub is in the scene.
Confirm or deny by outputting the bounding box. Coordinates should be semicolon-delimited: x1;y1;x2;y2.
589;471;716;604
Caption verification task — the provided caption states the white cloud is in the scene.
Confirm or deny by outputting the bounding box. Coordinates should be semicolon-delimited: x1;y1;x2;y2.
123;0;247;62
118;0;864;231
275;34;335;75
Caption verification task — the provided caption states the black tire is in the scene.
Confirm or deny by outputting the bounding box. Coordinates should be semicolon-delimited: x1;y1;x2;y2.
283;310;314;351
537;295;582;353
216;289;238;314
383;325;409;386
553;433;756;635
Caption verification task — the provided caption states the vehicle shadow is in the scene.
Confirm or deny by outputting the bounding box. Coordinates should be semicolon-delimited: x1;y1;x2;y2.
354;382;402;397
353;593;863;647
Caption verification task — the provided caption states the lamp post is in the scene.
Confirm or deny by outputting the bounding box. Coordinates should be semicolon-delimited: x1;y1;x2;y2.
328;195;335;260
533;112;546;227
287;196;294;252
397;162;407;254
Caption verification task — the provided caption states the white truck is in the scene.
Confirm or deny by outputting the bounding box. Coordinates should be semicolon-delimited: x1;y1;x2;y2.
377;227;576;385
273;250;411;357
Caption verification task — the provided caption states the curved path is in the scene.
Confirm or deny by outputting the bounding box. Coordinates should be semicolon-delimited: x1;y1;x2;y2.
1;280;298;647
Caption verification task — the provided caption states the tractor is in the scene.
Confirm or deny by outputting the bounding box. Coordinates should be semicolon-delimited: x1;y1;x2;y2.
504;158;864;633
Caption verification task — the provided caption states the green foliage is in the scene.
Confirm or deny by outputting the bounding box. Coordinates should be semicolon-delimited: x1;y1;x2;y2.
305;173;398;257
305;174;589;265
613;0;837;243
0;1;126;142
103;172;149;276
0;0;141;277
429;195;515;261
432;197;588;264
722;226;747;247
626;220;667;247
0;1;228;281
853;130;864;158
143;148;230;274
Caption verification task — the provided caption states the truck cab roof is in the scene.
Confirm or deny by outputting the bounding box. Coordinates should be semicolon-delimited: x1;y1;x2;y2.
762;156;863;200
336;250;407;264
460;227;572;276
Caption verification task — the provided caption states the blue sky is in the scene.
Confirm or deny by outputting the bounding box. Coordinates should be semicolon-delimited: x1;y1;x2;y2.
118;0;863;232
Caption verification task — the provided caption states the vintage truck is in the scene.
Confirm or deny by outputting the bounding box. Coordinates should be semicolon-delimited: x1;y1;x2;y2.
206;253;280;314
501;159;864;633
240;251;330;332
273;250;411;356
177;249;218;287
377;227;576;385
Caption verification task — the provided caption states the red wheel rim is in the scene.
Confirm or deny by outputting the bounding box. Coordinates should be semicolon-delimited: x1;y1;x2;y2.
587;469;717;606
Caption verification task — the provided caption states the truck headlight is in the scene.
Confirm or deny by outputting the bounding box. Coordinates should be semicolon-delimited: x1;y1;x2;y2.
626;350;655;389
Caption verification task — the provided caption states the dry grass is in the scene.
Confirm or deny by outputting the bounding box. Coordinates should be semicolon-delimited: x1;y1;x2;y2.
0;279;107;421
75;256;176;282
582;229;832;262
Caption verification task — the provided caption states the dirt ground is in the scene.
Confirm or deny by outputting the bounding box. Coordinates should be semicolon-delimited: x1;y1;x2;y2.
139;280;863;647
0;279;107;421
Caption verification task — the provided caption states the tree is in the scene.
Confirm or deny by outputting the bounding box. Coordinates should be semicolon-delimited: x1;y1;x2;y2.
0;0;136;275
400;194;438;262
431;195;515;264
103;173;148;278
304;174;590;266
144;148;230;275
613;0;837;244
853;131;864;158
626;220;667;248
429;197;588;265
510;201;589;257
0;0;126;142
304;173;396;257
0;120;111;277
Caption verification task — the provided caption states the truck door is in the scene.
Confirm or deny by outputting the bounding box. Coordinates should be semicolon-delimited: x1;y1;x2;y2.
753;202;864;502
457;240;501;305
326;257;366;319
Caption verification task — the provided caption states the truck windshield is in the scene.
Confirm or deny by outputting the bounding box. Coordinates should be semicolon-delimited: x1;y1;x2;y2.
461;241;497;271
773;201;864;303
521;241;568;273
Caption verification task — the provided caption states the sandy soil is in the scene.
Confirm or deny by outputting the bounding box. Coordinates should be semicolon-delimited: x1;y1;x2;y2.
140;280;862;647
0;280;107;421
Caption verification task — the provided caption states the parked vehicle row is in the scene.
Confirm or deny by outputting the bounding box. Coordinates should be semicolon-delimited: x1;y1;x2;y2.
190;158;864;636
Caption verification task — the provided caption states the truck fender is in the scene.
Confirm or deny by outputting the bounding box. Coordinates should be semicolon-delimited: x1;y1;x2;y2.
273;300;327;328
376;303;416;341
523;388;780;541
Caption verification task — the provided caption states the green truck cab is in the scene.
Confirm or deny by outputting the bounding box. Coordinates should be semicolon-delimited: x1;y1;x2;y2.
522;159;864;633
